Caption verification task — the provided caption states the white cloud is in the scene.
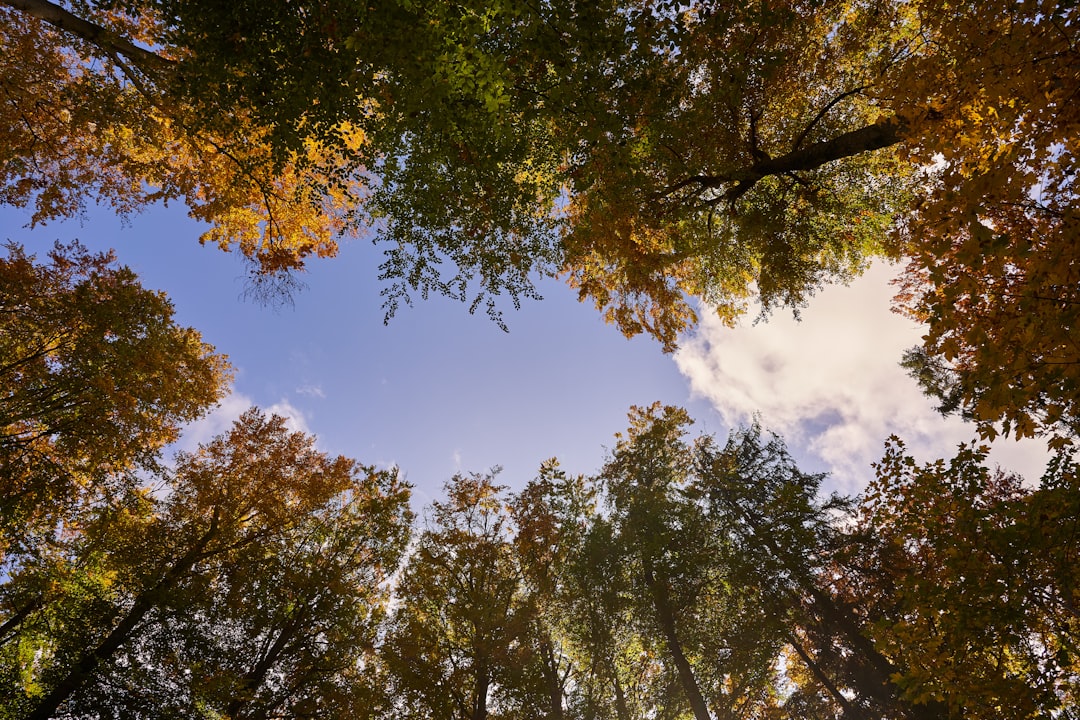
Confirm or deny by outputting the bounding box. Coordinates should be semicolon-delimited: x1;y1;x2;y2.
177;392;311;453
675;263;1050;494
296;384;326;399
265;398;311;434
176;391;253;453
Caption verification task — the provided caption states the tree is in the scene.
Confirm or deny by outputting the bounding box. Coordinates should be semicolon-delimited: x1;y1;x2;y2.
0;409;413;719
854;439;1080;719
590;405;843;719
561;0;915;349
560;0;1079;442
516;463;672;720
692;421;928;720
382;472;541;720
145;425;413;720
3;0;1076;438
1;0;909;321
592;404;958;720
0;0;368;284
889;0;1080;444
599;405;759;720
512;461;596;720
0;241;230;559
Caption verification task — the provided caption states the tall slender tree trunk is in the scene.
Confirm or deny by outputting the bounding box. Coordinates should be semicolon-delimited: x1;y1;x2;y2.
471;669;490;720
538;636;566;720
785;631;863;719
643;562;713;720
610;657;632;720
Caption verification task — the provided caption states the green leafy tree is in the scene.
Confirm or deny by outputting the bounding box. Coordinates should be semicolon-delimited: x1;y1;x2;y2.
516;464;668;720
0;409;413;720
599;405;775;720
512;461;596;720
382;472;541;720
570;517;672;720
593;404;954;720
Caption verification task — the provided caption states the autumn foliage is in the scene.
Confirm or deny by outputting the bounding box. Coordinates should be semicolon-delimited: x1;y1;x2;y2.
0;244;1077;717
0;242;229;557
3;0;1075;441
2;1;1080;717
0;1;364;282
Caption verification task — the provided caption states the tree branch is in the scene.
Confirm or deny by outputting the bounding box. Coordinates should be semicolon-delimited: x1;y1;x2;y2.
743;117;903;181
792;85;871;151
659;116;905;201
1;0;171;74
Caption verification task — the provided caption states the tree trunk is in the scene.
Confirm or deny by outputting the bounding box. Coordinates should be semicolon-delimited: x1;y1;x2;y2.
471;669;490;720
538;636;566;720
662;117;905;201
26;514;220;720
785;631;863;719
610;657;632;720
643;562;713;720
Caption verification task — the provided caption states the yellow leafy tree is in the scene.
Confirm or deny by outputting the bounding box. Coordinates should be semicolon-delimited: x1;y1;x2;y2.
891;0;1080;443
0;241;230;558
1;0;367;282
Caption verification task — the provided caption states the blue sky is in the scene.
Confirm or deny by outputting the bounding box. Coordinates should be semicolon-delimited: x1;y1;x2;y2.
2;202;1051;504
2;203;713;504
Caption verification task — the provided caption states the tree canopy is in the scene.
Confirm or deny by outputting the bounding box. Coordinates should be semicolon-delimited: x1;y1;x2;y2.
1;410;413;720
0;244;1076;718
3;4;1079;712
0;241;230;560
3;0;1077;441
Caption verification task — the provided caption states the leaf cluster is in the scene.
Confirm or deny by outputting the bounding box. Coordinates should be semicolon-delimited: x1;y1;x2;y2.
4;0;1078;446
